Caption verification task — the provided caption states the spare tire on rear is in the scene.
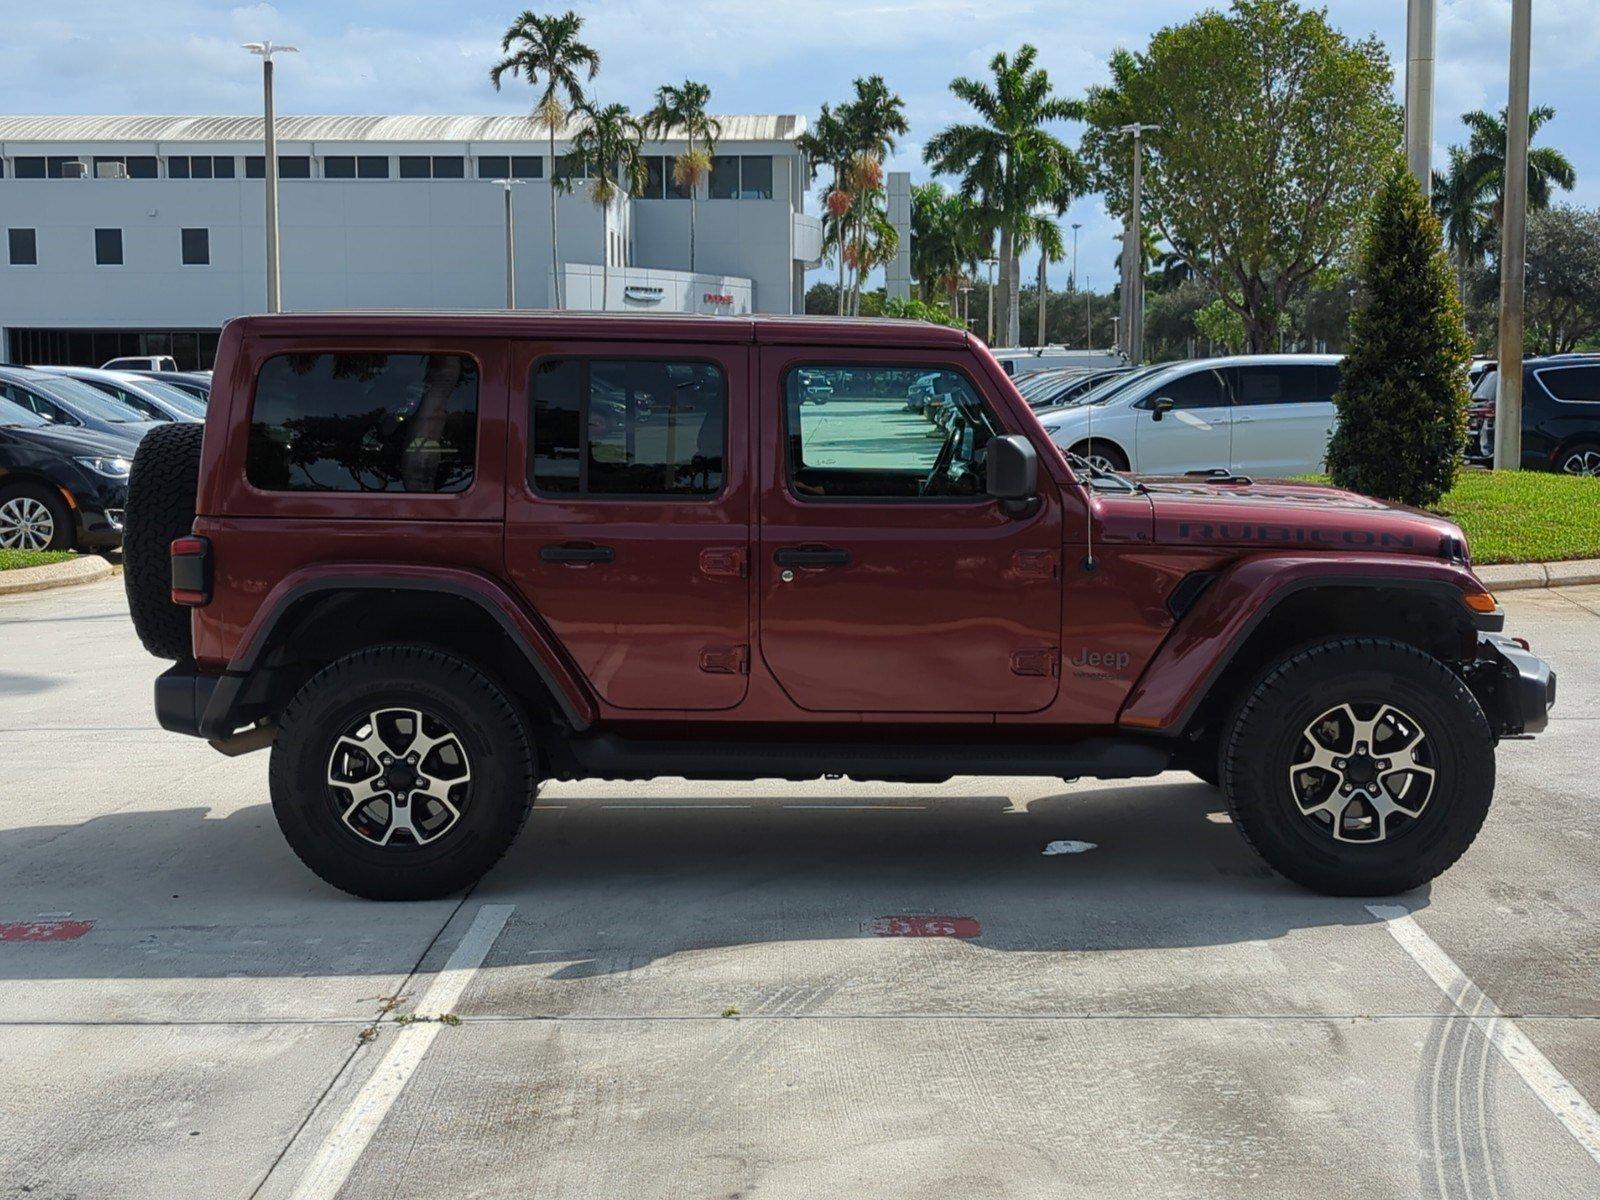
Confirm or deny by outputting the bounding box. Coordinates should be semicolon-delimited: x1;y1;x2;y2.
124;422;204;660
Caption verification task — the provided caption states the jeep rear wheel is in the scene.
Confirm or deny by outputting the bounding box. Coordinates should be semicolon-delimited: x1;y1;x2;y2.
269;645;537;900
124;421;204;660
1221;637;1494;896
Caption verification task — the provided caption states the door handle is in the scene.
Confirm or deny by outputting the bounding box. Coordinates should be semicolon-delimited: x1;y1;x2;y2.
540;542;615;564
773;546;850;567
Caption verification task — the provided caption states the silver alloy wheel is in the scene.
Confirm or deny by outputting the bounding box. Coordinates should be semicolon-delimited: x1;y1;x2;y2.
1560;448;1600;477
1288;701;1436;843
0;496;56;551
1073;447;1121;475
326;707;472;847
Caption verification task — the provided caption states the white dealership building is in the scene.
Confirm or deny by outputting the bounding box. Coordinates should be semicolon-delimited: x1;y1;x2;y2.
0;114;825;368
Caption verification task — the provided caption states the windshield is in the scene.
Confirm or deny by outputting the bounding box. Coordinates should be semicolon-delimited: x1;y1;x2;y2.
1050;363;1170;410
133;377;208;418
1016;371;1074;398
30;374;149;423
0;396;47;428
1471;372;1498;402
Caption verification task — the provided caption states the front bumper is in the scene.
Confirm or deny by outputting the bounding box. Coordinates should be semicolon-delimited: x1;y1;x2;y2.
1474;633;1557;736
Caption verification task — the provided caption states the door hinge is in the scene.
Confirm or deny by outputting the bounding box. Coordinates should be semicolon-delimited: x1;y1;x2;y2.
699;546;748;579
1009;647;1060;677
1012;549;1059;579
699;644;750;675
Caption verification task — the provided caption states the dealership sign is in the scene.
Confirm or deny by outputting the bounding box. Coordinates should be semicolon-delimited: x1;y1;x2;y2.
624;285;664;304
703;292;734;305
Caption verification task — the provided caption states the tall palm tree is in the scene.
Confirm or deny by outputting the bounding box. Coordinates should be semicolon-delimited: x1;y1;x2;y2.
569;102;648;310
490;10;600;310
838;76;908;316
642;81;722;274
1432;145;1493;301
795;103;852;314
924;45;1085;346
1460;105;1577;227
911;183;988;315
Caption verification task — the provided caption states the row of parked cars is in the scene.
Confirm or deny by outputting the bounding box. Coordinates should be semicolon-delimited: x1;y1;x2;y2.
0;362;210;552
1000;352;1600;480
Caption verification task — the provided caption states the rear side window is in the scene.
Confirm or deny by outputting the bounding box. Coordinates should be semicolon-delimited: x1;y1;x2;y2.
1539;366;1600;402
1234;364;1336;405
530;359;725;497
247;353;479;493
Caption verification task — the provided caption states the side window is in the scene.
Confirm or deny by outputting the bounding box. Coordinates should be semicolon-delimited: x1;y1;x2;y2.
784;364;1001;501
5;387;69;424
1235;364;1330;405
1539;366;1600;403
1152;367;1230;410
530;359;725;498
103;385;162;421
247;353;479;493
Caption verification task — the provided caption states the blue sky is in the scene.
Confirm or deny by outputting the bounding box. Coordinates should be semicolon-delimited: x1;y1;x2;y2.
7;1;1597;291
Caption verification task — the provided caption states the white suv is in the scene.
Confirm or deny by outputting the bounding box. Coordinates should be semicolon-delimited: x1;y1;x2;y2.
1034;354;1343;478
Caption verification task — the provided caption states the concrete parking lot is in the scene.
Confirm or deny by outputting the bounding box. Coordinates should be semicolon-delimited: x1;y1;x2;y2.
2;575;1598;1199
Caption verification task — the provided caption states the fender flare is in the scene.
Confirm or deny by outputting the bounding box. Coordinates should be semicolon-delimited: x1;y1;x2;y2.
1116;553;1502;734
222;562;598;732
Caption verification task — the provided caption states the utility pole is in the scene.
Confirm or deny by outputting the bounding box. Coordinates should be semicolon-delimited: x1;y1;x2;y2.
244;42;297;313
1495;0;1531;471
494;179;524;308
1083;271;1092;351
1117;123;1161;364
1404;0;1437;196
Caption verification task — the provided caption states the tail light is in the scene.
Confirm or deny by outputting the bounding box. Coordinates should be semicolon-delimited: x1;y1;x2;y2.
170;535;212;606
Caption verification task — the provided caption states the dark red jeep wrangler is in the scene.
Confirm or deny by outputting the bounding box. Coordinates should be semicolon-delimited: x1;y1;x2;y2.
123;312;1554;900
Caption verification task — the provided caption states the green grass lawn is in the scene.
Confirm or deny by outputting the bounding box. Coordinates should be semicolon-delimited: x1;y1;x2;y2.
1300;471;1600;565
0;549;76;572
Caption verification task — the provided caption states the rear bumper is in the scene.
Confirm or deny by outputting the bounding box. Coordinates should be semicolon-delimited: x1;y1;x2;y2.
1476;634;1557;736
154;662;244;740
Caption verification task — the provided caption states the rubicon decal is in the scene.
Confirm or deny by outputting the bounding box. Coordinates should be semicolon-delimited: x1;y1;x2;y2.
1177;523;1417;549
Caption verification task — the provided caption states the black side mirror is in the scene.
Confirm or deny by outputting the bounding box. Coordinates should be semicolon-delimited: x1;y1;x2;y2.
1150;396;1175;421
986;434;1038;513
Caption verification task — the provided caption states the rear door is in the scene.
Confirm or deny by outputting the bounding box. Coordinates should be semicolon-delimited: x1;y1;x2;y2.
1228;363;1339;476
755;349;1064;714
1132;364;1233;473
504;341;752;711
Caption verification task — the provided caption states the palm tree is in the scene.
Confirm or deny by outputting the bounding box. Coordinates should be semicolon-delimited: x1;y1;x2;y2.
924;45;1085;346
569;102;647;310
911;183;988;315
838;76;908;316
490;10;600;310
1460;105;1577;226
1432;145;1493;302
795;103;852;315
642;81;722;274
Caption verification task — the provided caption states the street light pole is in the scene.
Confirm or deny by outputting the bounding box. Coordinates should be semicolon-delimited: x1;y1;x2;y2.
1071;222;1083;348
984;257;998;345
1117;123;1161;364
243;42;297;314
1494;0;1532;471
1404;0;1437;195
1036;248;1048;348
495;179;523;308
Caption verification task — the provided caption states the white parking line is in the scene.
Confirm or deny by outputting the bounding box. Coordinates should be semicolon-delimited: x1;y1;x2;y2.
285;903;515;1200
1369;904;1600;1168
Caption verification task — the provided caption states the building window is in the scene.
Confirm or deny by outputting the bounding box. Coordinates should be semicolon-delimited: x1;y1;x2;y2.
431;156;464;178
642;156;666;199
359;155;390;179
94;229;123;266
169;155;236;179
553;155;589;183
92;155;158;179
324;156;356;178
15;157;86;180
13;158;45;179
477;155;543;180
401;155;467;179
738;155;773;199
708;155;739;199
181;228;209;266
248;353;480;493
245;155;310;179
531;359;725;497
8;229;37;266
399;156;430;179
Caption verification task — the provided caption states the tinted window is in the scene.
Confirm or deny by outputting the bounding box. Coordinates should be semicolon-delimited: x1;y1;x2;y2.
739;155;773;199
0;396;47;428
431;156;464;179
8;228;36;266
190;156;214;179
1152;367;1229;409
1471;371;1498;402
512;156;542;179
1539;366;1600;403
530;359;725;497
30;376;147;423
785;365;1000;500
1234;364;1334;405
358;156;389;179
477;155;508;179
213;156;236;178
324;156;356;179
248;353;479;493
181;228;209;266
279;157;311;179
14;157;45;179
709;155;738;199
642;156;666;198
400;155;431;179
95;229;123;266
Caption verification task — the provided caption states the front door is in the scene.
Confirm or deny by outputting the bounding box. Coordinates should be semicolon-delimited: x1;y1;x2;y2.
504;341;751;711
757;351;1064;714
1132;364;1233;474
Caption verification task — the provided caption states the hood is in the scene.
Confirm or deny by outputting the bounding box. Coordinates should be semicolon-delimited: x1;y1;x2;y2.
1;422;143;458
1142;476;1464;558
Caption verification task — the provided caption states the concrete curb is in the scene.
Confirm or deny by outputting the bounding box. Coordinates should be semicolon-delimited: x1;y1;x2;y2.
1478;557;1600;592
0;554;114;597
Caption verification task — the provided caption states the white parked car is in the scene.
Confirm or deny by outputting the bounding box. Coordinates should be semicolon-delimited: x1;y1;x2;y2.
1034;354;1344;478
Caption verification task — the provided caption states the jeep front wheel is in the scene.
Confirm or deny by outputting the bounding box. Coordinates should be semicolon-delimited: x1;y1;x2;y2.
1221;637;1494;896
269;645;537;900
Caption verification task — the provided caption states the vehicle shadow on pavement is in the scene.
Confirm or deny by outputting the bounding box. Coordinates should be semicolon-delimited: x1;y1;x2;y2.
0;778;1431;989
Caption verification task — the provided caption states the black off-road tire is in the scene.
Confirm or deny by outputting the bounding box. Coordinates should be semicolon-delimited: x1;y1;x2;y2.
124;422;204;660
1221;637;1495;896
269;645;537;901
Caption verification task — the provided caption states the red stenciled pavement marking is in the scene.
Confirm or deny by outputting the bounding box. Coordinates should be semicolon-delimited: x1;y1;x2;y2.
864;916;980;938
0;920;94;942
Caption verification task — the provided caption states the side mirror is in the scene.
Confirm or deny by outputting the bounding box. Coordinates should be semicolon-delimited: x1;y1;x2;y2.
986;434;1038;506
1150;396;1175;421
